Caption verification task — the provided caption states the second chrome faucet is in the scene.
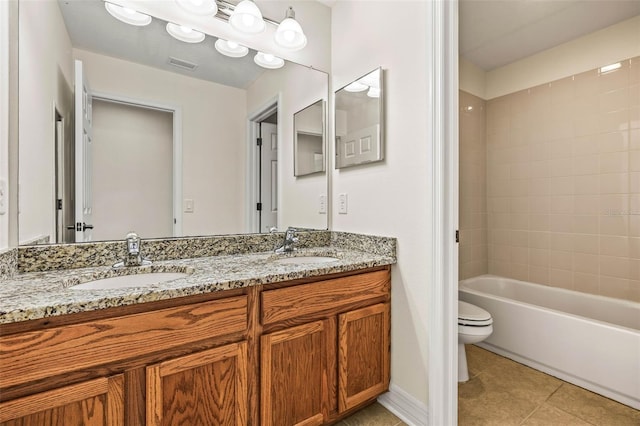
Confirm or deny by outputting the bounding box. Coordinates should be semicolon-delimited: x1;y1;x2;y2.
275;227;298;254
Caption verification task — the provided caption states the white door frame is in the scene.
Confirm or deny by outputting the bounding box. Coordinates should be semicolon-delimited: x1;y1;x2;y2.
245;95;280;233
428;0;459;425
91;91;183;237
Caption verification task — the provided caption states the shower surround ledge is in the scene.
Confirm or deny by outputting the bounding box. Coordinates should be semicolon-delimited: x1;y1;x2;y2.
0;231;396;325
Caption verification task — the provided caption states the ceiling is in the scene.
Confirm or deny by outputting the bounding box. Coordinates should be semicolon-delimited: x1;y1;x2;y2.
460;0;640;70
59;0;640;82
58;0;265;89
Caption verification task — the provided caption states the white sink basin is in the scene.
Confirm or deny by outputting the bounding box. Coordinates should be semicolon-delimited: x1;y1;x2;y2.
71;272;189;290
272;256;339;265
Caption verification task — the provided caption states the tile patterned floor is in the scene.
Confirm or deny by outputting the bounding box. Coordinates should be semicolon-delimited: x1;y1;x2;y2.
344;345;639;425
459;345;640;425
338;402;407;426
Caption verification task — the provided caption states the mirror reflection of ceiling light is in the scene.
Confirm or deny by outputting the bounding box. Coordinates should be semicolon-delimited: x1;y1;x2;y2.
359;69;380;89
274;7;307;51
229;0;265;34
254;52;284;69
344;81;368;92
104;2;152;26
600;62;622;74
166;23;205;43
367;87;381;98
175;0;218;16
215;39;249;58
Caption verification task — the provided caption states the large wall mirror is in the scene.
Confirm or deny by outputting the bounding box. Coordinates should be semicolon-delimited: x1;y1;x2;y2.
18;0;328;245
293;100;325;177
335;67;384;169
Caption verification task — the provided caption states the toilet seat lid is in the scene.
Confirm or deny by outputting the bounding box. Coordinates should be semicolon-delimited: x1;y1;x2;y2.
458;301;492;325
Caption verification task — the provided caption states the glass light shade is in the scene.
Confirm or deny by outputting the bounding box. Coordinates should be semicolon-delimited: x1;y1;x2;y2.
166;23;205;43
344;81;368;92
254;52;284;69
175;0;218;16
229;0;265;34
104;2;151;26
274;8;307;50
215;39;249;58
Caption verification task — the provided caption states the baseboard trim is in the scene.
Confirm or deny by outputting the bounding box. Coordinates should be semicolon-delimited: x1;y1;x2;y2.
377;384;428;426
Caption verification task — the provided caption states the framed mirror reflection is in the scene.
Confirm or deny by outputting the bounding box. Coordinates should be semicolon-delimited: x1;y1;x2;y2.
293;100;326;177
335;67;384;169
18;0;329;245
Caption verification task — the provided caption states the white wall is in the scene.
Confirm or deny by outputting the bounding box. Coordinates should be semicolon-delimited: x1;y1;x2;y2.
331;0;430;408
247;63;328;230
0;0;9;249
485;14;640;99
18;0;73;244
74;49;248;237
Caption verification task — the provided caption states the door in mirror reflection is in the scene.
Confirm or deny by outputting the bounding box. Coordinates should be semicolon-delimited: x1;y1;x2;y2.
294;100;326;177
335;68;384;169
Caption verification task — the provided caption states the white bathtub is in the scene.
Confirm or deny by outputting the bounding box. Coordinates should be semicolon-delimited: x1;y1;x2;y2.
459;275;640;409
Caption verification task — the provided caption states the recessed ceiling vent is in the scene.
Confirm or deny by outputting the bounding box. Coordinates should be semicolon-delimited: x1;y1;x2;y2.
168;57;198;71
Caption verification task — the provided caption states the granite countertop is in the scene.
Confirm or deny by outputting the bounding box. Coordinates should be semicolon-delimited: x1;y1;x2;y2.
0;247;395;325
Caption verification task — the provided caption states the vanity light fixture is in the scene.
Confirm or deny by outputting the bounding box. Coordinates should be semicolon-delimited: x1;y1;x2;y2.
175;0;218;16
274;7;307;51
254;51;284;69
229;0;265;34
166;22;205;43
104;2;152;26
215;39;249;58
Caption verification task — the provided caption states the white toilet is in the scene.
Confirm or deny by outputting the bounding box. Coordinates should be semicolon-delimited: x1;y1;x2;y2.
458;300;493;382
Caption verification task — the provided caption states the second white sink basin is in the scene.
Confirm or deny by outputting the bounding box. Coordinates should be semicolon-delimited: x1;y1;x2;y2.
272;256;339;265
71;272;189;290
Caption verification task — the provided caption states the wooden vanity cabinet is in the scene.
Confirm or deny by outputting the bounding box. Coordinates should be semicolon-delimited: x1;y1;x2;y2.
0;375;125;426
0;293;249;426
260;268;391;425
0;266;391;426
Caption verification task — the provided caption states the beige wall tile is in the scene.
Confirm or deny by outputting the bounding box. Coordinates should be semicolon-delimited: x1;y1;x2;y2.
599;131;628;153
480;59;637;302
573;272;600;295
599;256;630;279
600;236;630;257
550;268;574;289
572;234;600;254
573;253;599;274
549;250;573;270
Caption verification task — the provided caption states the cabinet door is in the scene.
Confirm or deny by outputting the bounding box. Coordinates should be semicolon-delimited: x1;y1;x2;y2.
0;375;124;426
261;320;328;426
146;342;248;426
338;303;390;412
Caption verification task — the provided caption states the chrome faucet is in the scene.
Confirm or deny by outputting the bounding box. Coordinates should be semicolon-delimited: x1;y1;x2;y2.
113;232;152;268
275;227;298;254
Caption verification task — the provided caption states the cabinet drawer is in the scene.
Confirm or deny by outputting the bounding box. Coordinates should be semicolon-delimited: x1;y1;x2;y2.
0;296;248;390
261;270;390;325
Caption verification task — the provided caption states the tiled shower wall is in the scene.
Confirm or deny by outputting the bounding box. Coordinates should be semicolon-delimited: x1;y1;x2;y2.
459;91;488;280
485;56;639;302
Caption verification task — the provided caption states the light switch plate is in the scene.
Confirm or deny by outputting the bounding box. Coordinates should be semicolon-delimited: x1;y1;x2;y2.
338;193;348;214
318;195;327;214
184;198;194;213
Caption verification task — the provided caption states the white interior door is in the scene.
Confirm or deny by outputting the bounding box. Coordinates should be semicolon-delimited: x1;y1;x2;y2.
260;122;277;232
74;60;93;242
